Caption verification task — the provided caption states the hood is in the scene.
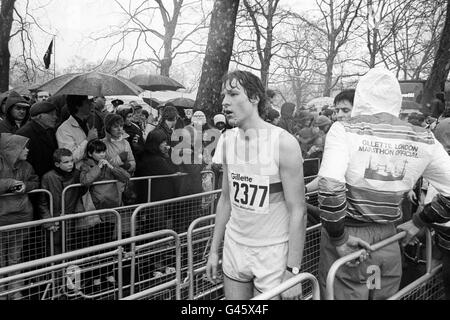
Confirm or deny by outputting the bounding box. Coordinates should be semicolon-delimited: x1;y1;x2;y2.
0;133;29;166
352;68;402;118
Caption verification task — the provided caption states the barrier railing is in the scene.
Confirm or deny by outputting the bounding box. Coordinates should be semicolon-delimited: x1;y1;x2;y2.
389;229;445;300
0;189;55;262
325;231;407;300
0;229;179;300
0;209;121;300
129;190;222;296
252;273;320;300
186;215;222;300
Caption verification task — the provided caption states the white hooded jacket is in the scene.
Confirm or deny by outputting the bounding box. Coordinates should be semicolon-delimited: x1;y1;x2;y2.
318;68;450;248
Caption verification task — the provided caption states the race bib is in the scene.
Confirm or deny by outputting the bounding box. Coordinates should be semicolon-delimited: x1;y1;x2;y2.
229;172;270;215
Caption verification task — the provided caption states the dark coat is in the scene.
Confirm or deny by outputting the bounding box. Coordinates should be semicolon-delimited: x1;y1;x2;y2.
135;152;178;203
124;121;145;160
16;120;58;177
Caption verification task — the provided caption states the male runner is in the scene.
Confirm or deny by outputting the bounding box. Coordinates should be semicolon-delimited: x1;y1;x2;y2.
206;70;307;300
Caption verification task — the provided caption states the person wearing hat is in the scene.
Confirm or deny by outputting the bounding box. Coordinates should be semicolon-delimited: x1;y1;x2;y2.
213;113;227;132
16;101;58;177
0;91;31;134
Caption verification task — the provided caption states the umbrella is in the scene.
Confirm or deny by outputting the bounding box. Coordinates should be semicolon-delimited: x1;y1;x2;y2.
143;97;162;108
130;74;185;91
37;72;143;97
162;97;195;109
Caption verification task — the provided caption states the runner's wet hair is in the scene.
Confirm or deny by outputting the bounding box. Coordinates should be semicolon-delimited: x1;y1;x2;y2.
222;70;267;118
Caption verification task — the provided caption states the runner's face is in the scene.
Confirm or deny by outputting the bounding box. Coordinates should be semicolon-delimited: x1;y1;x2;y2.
222;79;258;127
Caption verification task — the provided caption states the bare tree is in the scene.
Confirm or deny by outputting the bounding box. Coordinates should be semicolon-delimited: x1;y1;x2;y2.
232;0;289;87
93;0;210;76
422;0;450;105
272;21;324;107
194;0;240;118
291;0;363;96
0;0;16;91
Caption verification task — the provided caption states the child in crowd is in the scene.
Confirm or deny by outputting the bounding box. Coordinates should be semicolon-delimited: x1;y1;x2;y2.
0;133;39;300
102;113;136;231
39;148;82;255
76;139;131;289
102;113;135;174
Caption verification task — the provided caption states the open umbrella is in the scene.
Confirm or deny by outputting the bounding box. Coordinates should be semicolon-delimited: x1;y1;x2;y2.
142;97;162;108
163;97;195;109
130;74;185;91
37;72;143;97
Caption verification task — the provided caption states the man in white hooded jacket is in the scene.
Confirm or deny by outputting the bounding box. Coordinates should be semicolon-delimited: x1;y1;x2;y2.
318;68;450;300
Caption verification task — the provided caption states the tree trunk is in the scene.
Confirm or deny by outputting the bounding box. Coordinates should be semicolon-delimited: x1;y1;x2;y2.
323;56;335;97
0;0;15;92
422;0;450;108
194;0;240;119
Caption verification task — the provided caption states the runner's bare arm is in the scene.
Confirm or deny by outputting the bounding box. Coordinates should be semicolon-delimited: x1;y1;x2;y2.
279;131;307;298
206;162;232;283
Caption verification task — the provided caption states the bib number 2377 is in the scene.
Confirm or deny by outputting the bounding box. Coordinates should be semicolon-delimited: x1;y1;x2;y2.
230;173;270;214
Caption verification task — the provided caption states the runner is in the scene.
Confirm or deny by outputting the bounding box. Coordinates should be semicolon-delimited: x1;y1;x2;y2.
205;70;307;300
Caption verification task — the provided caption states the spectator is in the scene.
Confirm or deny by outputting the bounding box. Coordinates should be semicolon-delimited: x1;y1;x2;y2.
56;95;98;168
102;113;136;174
141;110;157;141
213;114;227;133
129;101;144;128
36;91;50;102
334;89;355;121
16;101;58;177
278;102;296;134
0;91;30;134
46;95;67;127
111;99;124;114
102;113;136;209
80;139;130;210
117;106;145;162
156;105;178;148
266;108;281;126
38;149;82;254
0;133;39;300
135;129;178;233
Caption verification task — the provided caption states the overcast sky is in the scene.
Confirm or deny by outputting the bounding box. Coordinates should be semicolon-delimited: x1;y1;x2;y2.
11;0;318;69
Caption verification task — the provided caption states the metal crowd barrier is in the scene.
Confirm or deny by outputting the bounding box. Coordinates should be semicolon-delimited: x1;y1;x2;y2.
0;189;54;267
252;273;320;300
186;215;223;300
389;229;445;300
325;231;408;300
0;228;179;300
129;190;222;296
184;217;322;301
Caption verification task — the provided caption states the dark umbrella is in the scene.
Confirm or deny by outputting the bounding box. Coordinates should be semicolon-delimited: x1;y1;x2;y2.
37;72;143;96
163;97;195;109
143;97;162;108
130;74;185;91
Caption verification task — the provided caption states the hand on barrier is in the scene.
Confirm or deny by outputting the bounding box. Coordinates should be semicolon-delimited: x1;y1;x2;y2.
336;235;371;267
281;272;303;300
206;252;221;284
407;190;418;205
397;220;421;247
43;221;60;232
9;181;25;194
